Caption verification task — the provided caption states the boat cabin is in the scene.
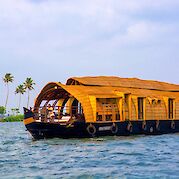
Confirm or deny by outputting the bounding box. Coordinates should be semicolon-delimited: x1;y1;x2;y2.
32;76;179;124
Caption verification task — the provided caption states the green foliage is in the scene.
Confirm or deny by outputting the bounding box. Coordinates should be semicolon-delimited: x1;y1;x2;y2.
11;108;20;115
0;106;6;115
23;77;35;108
3;73;14;108
3;73;14;84
2;114;24;122
23;78;35;90
15;84;26;109
0;74;36;119
15;84;26;95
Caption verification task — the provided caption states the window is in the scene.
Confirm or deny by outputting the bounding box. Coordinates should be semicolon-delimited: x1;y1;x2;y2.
124;94;129;120
168;99;174;119
116;113;120;121
96;113;102;121
158;100;161;105
138;98;144;119
96;98;120;122
106;114;112;121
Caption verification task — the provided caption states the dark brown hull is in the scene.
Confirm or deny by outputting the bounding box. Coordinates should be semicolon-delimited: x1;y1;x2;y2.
24;108;179;139
25;119;179;140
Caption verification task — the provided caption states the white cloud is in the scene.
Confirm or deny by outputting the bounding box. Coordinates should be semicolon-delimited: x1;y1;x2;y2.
0;0;179;53
116;22;178;45
1;0;179;111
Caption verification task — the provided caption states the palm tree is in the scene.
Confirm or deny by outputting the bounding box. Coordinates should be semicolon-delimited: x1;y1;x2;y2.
15;84;26;110
3;73;14;108
23;78;35;108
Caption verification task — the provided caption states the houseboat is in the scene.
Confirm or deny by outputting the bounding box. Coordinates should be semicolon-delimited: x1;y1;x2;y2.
24;76;179;139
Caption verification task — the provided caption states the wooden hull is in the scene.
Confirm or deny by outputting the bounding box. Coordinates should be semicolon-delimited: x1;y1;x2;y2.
25;120;179;140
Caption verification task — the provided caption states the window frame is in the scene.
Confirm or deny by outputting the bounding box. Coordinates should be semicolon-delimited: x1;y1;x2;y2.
138;97;144;120
168;98;174;119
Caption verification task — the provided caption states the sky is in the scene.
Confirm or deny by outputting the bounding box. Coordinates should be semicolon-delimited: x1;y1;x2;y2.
0;0;179;112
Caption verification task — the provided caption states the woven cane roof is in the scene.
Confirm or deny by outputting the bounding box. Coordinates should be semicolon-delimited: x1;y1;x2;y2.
66;76;179;92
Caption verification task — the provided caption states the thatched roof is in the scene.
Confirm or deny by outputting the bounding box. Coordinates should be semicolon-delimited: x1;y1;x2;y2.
67;76;179;92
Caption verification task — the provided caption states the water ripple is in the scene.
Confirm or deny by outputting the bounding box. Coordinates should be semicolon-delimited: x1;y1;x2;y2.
1;122;179;178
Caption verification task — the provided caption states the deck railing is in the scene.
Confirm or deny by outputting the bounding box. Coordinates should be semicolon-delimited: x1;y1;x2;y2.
32;106;84;123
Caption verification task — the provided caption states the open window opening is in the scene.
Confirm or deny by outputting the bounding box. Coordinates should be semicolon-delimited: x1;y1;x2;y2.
124;94;130;120
168;98;174;119
138;97;144;120
33;86;85;123
96;98;120;122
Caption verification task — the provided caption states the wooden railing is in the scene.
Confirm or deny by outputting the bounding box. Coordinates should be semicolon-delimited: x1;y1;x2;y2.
32;106;84;123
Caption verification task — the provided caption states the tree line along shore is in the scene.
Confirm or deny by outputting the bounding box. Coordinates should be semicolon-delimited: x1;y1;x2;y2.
0;73;35;122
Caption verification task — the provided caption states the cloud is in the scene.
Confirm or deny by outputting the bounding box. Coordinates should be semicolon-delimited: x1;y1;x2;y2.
0;0;178;71
0;0;179;52
0;1;179;91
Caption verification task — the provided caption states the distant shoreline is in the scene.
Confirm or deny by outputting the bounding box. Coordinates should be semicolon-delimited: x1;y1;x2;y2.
0;114;24;122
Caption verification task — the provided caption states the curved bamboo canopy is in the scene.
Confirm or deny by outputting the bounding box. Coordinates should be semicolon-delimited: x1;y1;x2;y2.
34;76;179;122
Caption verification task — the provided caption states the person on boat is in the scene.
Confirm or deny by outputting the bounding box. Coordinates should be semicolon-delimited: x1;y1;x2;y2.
40;106;48;122
47;104;55;122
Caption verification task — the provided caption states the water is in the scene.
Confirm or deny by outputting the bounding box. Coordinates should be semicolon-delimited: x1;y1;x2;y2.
0;123;179;179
